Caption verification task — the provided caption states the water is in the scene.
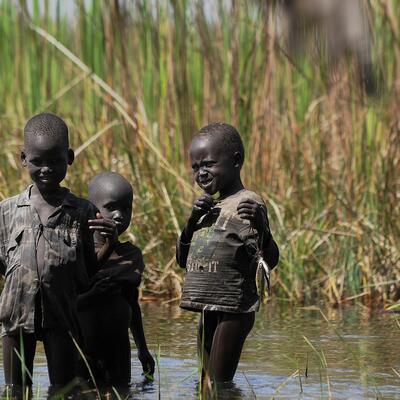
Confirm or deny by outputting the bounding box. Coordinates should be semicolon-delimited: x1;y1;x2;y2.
0;303;399;399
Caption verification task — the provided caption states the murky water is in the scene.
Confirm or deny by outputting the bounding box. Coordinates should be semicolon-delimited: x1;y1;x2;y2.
0;303;399;399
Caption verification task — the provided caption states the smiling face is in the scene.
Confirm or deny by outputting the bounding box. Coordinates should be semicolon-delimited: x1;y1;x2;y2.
21;135;73;193
89;173;133;236
189;134;243;198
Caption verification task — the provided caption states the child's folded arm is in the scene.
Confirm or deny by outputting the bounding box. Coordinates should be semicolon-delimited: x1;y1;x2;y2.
94;266;142;287
77;277;118;309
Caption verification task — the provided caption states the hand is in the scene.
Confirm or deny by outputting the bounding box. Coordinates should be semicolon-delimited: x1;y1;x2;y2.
138;348;155;378
189;194;215;224
88;213;118;244
237;198;266;234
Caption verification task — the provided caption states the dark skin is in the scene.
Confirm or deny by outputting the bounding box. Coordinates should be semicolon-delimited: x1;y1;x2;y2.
182;133;279;383
21;135;117;270
88;173;155;377
183;135;279;268
6;134;117;390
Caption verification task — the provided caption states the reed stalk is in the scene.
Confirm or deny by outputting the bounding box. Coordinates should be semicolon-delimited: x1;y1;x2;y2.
0;0;398;305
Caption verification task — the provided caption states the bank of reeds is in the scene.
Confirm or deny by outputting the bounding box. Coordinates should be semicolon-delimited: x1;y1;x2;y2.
0;0;399;306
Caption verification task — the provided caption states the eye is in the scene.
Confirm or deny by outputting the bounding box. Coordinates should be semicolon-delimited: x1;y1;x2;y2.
191;164;199;172
29;158;42;166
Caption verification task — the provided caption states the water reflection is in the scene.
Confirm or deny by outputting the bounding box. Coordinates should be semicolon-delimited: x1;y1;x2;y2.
0;303;399;399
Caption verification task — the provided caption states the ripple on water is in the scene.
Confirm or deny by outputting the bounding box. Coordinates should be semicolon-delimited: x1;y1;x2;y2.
1;303;399;399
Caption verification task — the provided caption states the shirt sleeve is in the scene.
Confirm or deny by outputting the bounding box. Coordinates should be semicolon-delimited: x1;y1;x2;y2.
0;201;11;276
82;203;98;279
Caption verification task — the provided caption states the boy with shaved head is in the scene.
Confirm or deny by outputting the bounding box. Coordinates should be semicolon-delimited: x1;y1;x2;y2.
77;172;154;388
177;122;279;383
0;113;116;395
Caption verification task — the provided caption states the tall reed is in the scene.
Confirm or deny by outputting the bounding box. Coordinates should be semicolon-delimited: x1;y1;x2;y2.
0;0;398;305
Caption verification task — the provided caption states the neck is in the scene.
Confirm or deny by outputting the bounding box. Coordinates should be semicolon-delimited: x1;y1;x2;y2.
219;179;245;199
32;183;63;200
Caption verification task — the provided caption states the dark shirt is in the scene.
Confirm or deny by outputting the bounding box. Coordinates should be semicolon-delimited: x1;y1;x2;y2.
77;241;144;336
177;189;273;313
0;185;97;336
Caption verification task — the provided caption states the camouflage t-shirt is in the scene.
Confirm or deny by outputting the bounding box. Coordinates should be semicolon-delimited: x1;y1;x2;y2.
178;189;266;313
0;185;97;336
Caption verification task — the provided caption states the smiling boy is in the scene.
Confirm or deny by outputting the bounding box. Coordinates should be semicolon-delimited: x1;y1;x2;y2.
0;113;116;395
177;122;279;383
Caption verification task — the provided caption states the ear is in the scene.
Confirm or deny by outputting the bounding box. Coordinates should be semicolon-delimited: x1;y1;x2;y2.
21;150;27;167
67;148;75;166
233;151;243;168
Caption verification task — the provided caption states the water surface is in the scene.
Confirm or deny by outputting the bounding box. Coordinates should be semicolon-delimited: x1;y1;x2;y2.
0;303;399;399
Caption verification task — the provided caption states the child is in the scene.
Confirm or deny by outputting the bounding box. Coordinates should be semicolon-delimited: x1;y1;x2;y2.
77;172;154;388
176;122;279;383
0;113;116;395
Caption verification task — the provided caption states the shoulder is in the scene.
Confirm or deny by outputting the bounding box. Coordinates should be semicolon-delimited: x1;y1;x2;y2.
65;191;97;215
121;242;144;259
112;241;145;271
239;189;265;205
0;194;20;209
0;192;24;220
222;189;265;209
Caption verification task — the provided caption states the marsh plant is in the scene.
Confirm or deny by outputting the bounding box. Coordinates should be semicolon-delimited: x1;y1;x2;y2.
0;0;399;305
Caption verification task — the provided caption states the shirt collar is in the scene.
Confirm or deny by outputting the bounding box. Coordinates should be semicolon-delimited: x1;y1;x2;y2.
16;185;79;209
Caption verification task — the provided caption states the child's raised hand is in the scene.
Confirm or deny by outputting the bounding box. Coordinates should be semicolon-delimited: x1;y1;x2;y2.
88;212;118;243
189;194;214;223
237;198;266;234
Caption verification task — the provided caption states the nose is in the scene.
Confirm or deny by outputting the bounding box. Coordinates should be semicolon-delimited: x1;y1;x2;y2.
113;210;123;222
199;167;208;177
41;165;52;173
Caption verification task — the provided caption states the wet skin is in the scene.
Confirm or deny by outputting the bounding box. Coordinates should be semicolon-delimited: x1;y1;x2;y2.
5;132;117;389
89;173;133;236
181;132;279;382
184;134;268;240
88;172;155;377
21;136;117;265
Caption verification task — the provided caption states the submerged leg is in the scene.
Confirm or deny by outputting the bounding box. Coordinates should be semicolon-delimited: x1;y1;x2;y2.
208;311;255;382
42;328;78;387
2;331;36;387
105;330;131;387
197;311;219;375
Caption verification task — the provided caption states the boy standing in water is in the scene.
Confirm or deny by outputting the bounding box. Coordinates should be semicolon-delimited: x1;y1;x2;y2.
77;172;154;388
177;122;279;382
0;113;116;394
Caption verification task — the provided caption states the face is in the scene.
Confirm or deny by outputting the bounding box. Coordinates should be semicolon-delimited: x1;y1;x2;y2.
21;135;73;193
90;178;133;235
189;135;241;197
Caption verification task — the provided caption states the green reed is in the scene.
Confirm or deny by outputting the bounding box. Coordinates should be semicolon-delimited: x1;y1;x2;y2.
0;0;399;305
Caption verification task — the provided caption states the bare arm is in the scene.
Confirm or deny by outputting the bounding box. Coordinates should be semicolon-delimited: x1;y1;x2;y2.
237;198;279;269
130;290;155;377
176;194;214;268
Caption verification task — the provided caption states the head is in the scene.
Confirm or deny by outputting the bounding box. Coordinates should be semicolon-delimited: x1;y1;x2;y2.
21;113;74;193
88;172;133;236
189;122;244;197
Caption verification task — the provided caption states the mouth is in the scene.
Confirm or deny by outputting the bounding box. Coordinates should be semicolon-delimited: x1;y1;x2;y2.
39;175;56;183
199;177;214;189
